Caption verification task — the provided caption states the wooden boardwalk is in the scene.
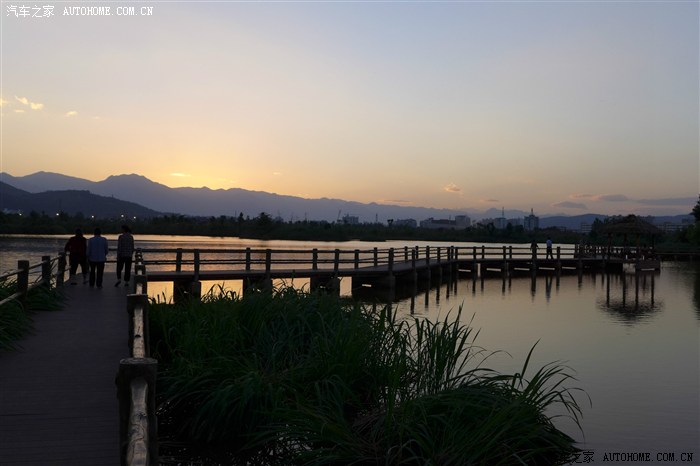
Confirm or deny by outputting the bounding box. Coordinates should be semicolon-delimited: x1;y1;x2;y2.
0;272;128;466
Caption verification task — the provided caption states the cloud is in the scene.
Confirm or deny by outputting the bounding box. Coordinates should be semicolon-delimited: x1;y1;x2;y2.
0;98;8;107
15;96;43;110
479;198;500;203
443;183;462;194
378;199;412;205
170;173;191;177
13;109;25;113
596;194;630;202
636;197;696;206
571;193;595;199
65;111;78;117
273;172;282;176
552;201;587;209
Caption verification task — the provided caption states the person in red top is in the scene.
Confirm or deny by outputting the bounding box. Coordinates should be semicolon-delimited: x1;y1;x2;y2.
64;228;88;284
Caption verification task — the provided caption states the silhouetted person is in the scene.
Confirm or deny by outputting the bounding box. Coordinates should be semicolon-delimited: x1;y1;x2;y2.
87;227;108;288
546;237;554;260
64;228;88;284
115;224;134;287
530;240;538;259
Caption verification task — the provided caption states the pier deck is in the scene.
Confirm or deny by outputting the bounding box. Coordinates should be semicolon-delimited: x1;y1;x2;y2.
0;272;127;466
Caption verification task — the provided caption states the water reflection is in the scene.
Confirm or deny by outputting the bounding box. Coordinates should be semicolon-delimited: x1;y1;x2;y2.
596;272;662;325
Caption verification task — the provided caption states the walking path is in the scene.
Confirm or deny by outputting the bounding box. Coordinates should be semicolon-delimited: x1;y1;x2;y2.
0;272;129;466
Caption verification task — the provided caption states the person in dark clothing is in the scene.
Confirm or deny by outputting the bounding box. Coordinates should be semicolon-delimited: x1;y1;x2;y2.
115;224;135;287
64;228;88;284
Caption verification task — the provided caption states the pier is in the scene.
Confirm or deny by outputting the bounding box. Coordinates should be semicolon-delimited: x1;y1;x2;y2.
0;243;663;465
139;244;660;302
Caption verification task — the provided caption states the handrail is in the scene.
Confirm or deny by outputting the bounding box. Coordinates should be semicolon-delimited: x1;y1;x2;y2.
118;250;158;466
0;253;66;308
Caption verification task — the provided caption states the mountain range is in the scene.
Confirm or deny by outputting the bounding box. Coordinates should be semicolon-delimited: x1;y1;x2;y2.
0;172;693;229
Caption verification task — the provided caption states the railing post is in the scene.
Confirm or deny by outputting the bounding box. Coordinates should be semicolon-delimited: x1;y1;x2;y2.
437;247;441;264
117;357;158;466
334;249;340;274
193;250;200;281
354;249;360;269
426;246;431;265
265;249;272;279
373;248;378;267
312;249;318;270
175;248;182;272
481;245;485;259
404;246;409;262
57;252;66;287
388;248;394;273
41;255;51;287
17;260;29;308
245;248;251;271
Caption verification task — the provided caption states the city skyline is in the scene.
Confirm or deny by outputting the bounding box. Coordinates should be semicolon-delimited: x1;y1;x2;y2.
2;1;698;217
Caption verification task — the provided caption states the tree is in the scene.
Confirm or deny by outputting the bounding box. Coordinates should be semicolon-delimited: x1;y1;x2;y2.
692;195;700;223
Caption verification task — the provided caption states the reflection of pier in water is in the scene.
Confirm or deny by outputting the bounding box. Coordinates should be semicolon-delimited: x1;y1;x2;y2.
596;271;662;324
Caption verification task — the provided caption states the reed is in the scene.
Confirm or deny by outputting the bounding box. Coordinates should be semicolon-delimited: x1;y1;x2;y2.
0;278;63;352
151;286;584;465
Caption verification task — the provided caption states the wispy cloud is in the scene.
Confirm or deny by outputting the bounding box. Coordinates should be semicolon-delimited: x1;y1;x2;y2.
571;193;595;199
636;197;696;206
170;173;191;178
443;183;461;194
0;97;8;107
65;111;78;117
273;172;282;176
378;199;412;205
552;201;587;209
13;109;25;113
596;194;630;202
15;96;43;110
479;198;500;203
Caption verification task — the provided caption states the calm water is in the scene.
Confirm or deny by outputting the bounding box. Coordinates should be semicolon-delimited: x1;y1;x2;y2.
2;235;699;465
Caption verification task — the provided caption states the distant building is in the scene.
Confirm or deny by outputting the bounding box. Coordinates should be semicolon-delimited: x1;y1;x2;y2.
342;214;359;225
420;215;470;230
524;209;539;231
394;218;417;228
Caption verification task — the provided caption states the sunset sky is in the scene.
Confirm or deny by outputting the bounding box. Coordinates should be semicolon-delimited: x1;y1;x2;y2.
1;1;698;217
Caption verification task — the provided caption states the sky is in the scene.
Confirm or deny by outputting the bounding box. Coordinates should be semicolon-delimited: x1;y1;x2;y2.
1;0;698;217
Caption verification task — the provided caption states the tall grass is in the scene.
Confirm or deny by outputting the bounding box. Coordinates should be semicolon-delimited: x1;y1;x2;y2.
0;278;64;352
151;286;584;465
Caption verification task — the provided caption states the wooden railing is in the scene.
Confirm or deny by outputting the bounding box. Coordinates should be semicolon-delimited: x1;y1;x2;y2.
116;250;158;466
0;253;67;308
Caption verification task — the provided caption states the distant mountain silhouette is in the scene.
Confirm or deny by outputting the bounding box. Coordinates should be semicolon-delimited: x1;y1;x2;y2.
0;172;692;227
0;172;481;222
0;181;161;218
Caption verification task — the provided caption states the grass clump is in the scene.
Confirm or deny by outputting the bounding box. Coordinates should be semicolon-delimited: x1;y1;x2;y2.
0;279;63;352
150;286;584;465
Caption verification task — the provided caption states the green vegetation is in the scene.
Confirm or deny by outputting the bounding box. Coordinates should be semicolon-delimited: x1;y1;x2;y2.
0;278;64;352
151;287;585;465
3;208;699;249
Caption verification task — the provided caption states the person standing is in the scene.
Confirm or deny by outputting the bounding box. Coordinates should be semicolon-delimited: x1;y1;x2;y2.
64;228;88;285
87;227;109;288
115;224;134;287
545;237;554;260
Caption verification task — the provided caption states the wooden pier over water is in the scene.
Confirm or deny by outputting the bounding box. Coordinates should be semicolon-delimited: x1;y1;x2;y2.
0;243;664;465
140;244;660;301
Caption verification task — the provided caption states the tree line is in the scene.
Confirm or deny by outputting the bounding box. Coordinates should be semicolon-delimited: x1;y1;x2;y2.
1;203;699;248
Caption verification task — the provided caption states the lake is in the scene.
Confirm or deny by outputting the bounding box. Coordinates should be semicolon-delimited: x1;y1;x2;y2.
1;234;699;465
